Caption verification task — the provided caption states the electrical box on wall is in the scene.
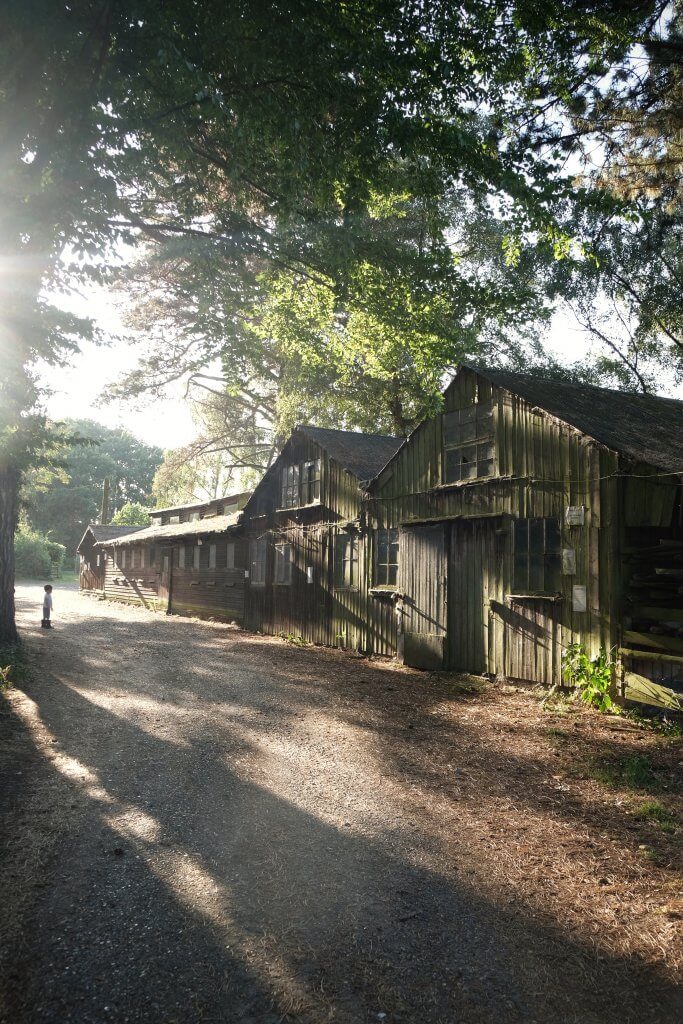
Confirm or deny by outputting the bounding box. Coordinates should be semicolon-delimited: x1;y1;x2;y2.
565;505;585;526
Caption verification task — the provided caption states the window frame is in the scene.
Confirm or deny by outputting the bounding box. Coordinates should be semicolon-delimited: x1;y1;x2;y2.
280;464;300;509
193;545;201;571
334;531;359;590
226;541;235;570
375;528;399;587
443;400;495;485
512;517;562;594
302;459;321;505
250;536;267;586
274;541;293;585
178;546;186;569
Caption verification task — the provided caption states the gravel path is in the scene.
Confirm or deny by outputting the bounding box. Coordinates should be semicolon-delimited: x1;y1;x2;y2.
0;583;680;1024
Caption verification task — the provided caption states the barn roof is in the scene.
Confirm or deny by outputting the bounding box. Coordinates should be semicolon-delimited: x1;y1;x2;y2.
297;426;403;482
77;524;146;552
151;491;251;516
476;368;683;475
93;512;242;548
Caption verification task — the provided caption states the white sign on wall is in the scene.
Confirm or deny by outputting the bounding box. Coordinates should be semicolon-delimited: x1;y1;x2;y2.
572;585;587;612
565;505;585;526
562;548;576;575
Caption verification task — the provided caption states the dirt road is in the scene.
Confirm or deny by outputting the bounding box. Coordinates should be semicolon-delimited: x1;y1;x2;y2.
0;583;681;1024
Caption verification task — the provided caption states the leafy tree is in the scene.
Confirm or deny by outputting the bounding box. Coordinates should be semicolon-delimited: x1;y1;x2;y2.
0;0;671;641
22;420;162;555
111;502;151;527
14;527;65;580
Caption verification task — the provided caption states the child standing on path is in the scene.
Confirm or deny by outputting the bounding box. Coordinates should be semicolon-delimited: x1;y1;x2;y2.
41;584;53;629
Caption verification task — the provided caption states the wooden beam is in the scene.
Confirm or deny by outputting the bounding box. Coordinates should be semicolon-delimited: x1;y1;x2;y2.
623;672;682;711
619;647;683;666
622;631;683;654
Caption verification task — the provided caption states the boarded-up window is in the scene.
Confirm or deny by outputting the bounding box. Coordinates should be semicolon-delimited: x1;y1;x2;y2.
443;401;495;483
250;536;267;585
376;529;399;586
513;518;561;592
280;464;300;508
274;542;293;585
140;547;145;569
226;542;235;569
120;549;127;569
169;514;180;524
302;459;321;504
193;546;201;570
189;511;200;522
178;546;186;569
334;532;358;589
209;543;217;569
149;546;156;568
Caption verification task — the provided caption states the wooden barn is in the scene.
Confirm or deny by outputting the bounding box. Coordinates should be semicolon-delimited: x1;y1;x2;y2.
241;426;403;648
365;366;683;698
77;524;145;592
94;493;250;620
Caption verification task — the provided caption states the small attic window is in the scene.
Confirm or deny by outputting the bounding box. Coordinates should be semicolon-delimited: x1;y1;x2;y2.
443;401;495;483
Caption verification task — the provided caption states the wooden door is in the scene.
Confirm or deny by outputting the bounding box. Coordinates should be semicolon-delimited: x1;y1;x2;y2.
399;525;447;670
448;520;498;674
158;549;173;611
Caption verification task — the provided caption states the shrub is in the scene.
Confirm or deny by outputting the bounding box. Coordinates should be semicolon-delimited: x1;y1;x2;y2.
561;643;616;712
14;527;65;579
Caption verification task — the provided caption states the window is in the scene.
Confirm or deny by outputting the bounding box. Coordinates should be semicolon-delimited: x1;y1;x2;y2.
193;545;201;570
178;546;186;569
513;518;562;592
250;536;267;585
376;528;399;586
169;514;180;524
274;542;293;585
189;511;200;522
334;532;358;589
149;546;156;568
302;459;321;504
443;401;495;483
120;549;127;569
209;543;217;569
281;464;300;508
226;542;235;569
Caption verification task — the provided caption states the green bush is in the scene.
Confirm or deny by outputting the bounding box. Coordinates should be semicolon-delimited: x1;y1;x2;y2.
14;527;65;579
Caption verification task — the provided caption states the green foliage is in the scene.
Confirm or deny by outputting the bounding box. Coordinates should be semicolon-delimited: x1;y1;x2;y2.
111;502;151;527
14;526;64;579
589;755;659;792
561;643;616;713
22;420;162;553
633;800;679;834
279;632;309;647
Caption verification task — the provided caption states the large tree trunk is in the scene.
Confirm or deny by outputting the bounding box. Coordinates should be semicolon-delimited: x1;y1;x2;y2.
0;464;19;644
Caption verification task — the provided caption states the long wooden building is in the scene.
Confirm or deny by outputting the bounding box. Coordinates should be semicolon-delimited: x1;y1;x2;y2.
77;524;144;592
80;368;683;701
90;493;250;620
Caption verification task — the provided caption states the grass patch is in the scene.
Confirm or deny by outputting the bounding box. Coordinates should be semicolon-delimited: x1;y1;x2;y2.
633;800;679;834
589;755;660;792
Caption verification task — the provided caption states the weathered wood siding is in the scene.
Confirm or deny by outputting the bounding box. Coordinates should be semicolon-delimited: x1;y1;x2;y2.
169;537;246;621
243;433;387;650
103;551;163;610
369;367;622;683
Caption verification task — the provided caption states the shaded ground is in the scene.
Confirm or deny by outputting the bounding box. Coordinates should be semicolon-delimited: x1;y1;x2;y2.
0;582;681;1024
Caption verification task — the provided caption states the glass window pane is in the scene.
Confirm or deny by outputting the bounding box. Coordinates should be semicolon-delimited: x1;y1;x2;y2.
445;449;461;482
529;519;545;555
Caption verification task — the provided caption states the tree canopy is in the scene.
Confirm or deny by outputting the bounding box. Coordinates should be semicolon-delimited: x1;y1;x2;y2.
1;0;679;638
22;420;161;554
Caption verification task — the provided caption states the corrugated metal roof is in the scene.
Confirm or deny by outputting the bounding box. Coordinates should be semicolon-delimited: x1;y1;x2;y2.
297;426;404;482
477;368;683;474
93;512;242;547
